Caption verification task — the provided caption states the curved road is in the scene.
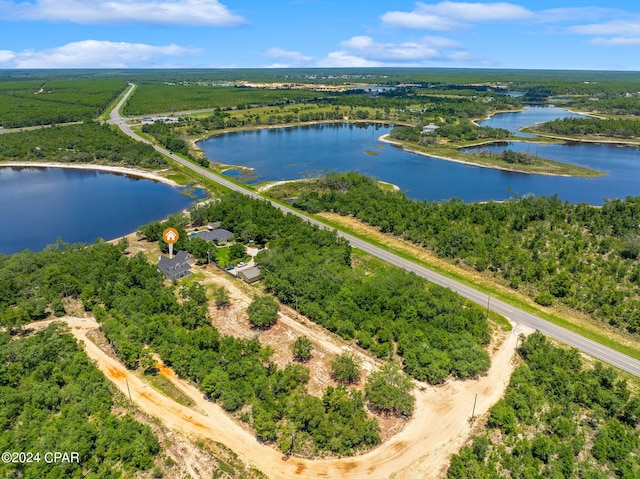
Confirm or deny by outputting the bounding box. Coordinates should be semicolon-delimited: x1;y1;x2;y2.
112;83;640;378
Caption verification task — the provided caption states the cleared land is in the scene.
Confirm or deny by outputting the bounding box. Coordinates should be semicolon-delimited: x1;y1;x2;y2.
36;313;519;479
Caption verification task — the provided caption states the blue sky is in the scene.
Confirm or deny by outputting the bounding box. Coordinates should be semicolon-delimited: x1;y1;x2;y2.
0;0;638;70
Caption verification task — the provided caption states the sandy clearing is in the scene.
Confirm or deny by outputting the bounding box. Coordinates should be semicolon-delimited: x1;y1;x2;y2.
27;315;523;479
201;263;383;398
0;161;180;187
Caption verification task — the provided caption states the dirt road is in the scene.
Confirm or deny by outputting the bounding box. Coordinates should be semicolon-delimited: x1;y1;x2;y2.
29;316;523;479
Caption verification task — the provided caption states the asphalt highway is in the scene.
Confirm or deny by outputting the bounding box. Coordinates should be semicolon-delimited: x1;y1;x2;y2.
112;84;640;378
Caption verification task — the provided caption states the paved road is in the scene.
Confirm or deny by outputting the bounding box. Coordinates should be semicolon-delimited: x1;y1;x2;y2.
112;84;640;378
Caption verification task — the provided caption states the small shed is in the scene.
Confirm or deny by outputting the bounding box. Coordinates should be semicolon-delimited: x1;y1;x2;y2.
158;251;192;281
238;265;263;284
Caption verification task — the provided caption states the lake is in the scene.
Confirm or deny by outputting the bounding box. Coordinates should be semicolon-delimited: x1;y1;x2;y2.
0;167;199;254
477;105;586;137
198;115;640;205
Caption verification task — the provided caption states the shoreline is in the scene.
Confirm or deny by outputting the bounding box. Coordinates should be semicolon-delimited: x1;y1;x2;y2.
521;129;640;146
257;177;401;193
378;134;577;177
0;161;181;187
195;118;595;179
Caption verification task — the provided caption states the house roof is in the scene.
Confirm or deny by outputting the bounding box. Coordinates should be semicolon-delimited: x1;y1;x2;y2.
422;123;439;132
195;229;234;242
157;250;191;279
238;265;262;283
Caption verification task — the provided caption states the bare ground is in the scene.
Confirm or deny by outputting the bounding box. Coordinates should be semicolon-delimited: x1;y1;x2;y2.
28;314;523;479
26;232;525;477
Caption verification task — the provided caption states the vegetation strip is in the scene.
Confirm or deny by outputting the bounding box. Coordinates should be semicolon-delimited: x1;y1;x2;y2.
266;173;640;361
448;332;640;479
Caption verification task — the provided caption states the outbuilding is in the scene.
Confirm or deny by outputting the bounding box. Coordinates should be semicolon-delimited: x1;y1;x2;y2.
237;265;263;284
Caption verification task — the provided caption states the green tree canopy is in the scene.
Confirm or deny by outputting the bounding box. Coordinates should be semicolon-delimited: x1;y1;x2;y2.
365;362;415;416
330;352;362;384
292;335;313;362
247;295;280;329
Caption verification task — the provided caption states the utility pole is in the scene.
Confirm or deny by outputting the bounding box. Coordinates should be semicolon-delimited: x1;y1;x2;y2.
486;296;491;321
125;379;133;407
471;393;478;419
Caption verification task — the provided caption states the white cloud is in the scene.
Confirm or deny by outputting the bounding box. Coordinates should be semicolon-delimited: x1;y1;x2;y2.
536;7;622;24
338;35;462;62
382;1;532;30
0;50;16;63
266;47;314;64
570;20;640;36
265;35;473;68
318;35;471;67
0;40;202;68
0;0;244;26
591;37;640;47
317;51;382;68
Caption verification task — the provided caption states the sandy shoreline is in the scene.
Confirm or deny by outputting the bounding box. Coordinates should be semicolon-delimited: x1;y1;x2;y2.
0;161;181;187
377;134;565;176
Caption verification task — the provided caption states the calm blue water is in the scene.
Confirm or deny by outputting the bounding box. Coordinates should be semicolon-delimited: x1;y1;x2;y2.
461;142;640;203
0;167;199;254
198;115;640;205
478;105;586;137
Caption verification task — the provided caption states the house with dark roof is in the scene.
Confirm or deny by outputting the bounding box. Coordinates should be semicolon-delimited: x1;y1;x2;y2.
157;251;192;281
237;265;263;284
195;229;234;244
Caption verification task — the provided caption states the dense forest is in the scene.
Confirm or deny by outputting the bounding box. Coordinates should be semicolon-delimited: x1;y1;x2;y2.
282;172;640;334
0;122;167;169
0;323;159;479
0;79;126;128
389;122;510;144
447;332;640;479
123;84;331;116
568;95;640;116
165;192;492;383
534;117;640;139
0;241;383;457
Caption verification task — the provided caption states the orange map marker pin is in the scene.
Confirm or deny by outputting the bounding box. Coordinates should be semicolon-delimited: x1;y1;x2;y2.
163;227;179;258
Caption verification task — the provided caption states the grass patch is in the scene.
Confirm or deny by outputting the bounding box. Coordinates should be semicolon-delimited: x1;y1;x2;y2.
164;172;192;186
215;246;231;267
399;141;604;177
142;371;195;408
178;271;206;285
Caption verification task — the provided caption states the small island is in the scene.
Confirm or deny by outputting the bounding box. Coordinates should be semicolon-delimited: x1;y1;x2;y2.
381;125;604;177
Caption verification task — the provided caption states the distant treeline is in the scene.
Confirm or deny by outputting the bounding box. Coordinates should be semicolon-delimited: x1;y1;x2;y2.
285;172;640;334
536;117;640;139
0;122;167;169
448;332;640;479
569;95;640;116
0;79;126;128
124;84;330;116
